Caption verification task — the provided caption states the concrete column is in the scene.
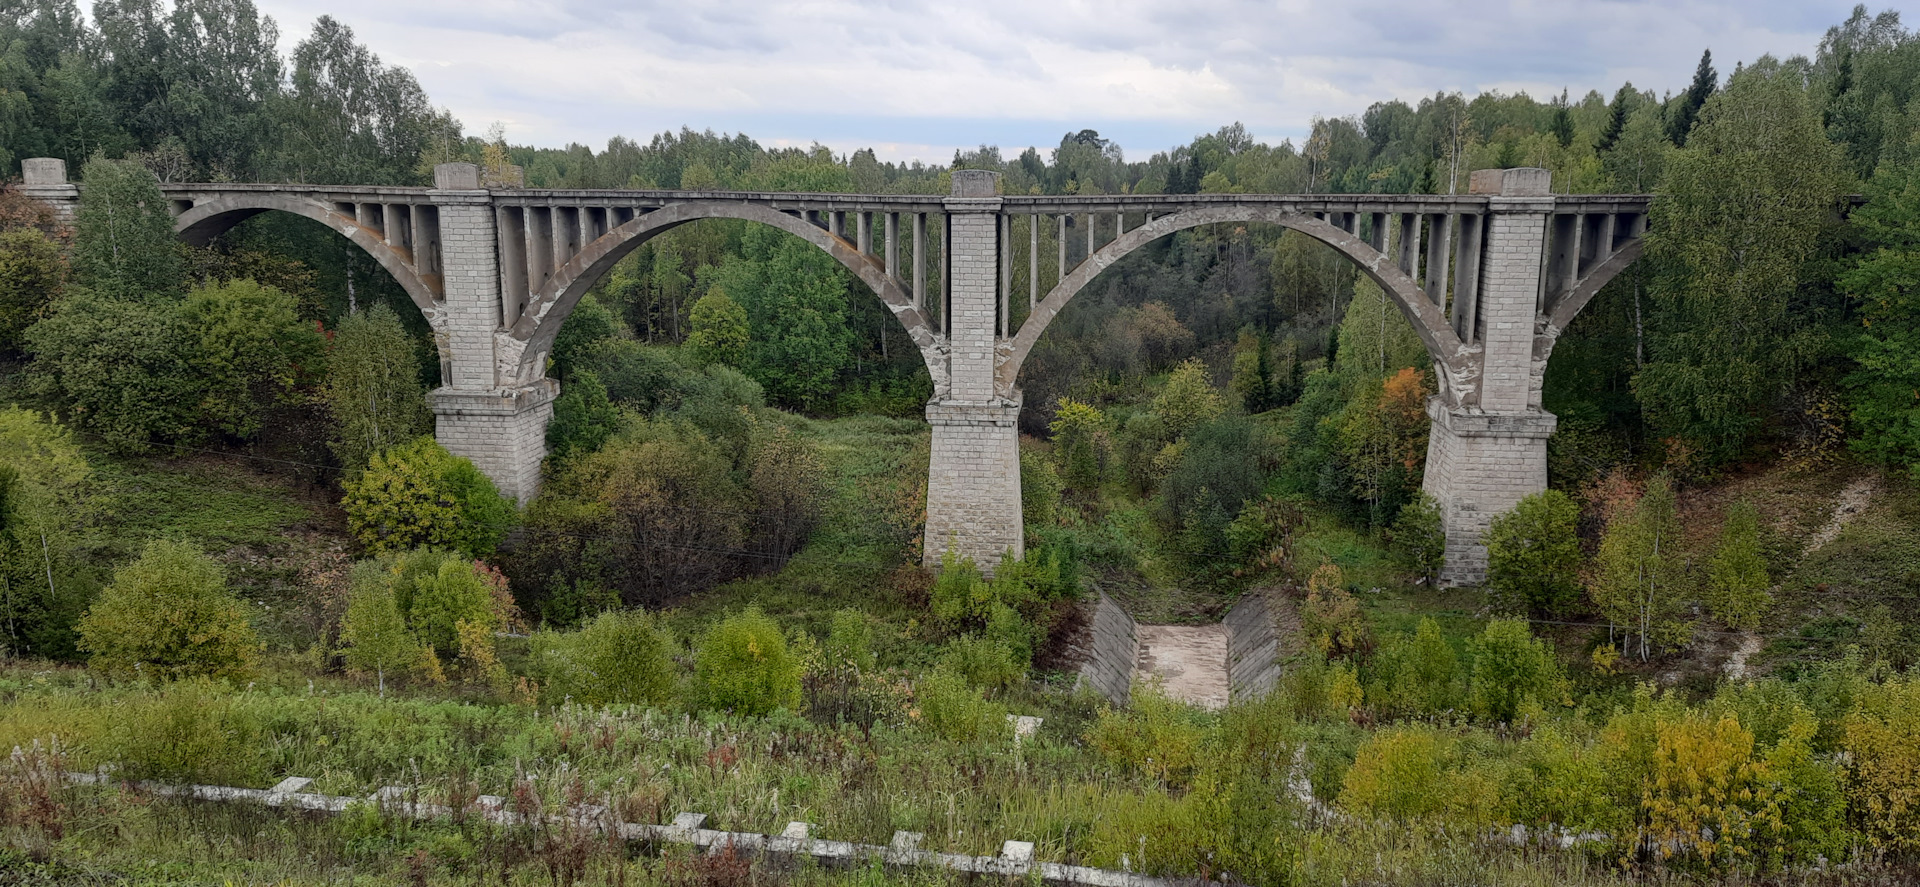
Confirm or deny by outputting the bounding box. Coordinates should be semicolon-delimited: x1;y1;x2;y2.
1423;168;1558;586
426;162;552;504
18;158;79;226
924;170;1023;573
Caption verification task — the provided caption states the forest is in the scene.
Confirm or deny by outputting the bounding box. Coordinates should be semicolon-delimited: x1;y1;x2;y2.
4;0;1920;884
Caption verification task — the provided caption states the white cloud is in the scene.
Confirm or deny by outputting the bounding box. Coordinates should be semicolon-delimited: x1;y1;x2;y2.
253;0;1857;164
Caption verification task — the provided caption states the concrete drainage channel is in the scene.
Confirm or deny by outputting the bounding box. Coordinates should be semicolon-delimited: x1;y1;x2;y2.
56;769;1176;887
1078;591;1284;709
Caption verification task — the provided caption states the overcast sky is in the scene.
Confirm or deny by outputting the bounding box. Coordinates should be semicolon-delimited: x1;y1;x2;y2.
252;0;1865;164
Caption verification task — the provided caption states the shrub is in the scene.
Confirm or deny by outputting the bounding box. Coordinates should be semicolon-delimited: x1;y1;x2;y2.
1301;564;1370;659
179;279;325;440
1085;681;1206;787
938;628;1025;692
77;540;258;680
108;681;265;786
913;665;1008;743
746;422;826;562
1845;674;1920;853
1339;725;1490;825
0;228;65;354
342;437;514;558
406;557;499;658
1152;358;1225;442
27;293;200;452
323;304;430;476
1483;489;1582;614
1018;448;1062;528
823;609;874;673
1466;618;1563;723
1705;500;1770;630
1365;618;1461;718
1390;492;1445;586
1161;415;1263;559
695;607;801;716
531;610;678;706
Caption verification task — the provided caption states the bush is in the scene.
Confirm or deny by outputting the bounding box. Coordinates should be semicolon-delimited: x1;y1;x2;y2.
937;628;1025;692
823;609;874;673
1048;398;1108;495
27;293;200;452
1019;447;1062;529
1390;492;1445;585
1845;674;1920;854
108;681;265;786
531;610;678;706
913;665;1008;744
686;286;748;367
1085;681;1207;787
0;228;65;354
1161;415;1264;559
1301;564;1370;659
1705;500;1770;630
1152;358;1224;441
1338;725;1490;825
179;279;325;440
77;540;258;680
323;304;430;476
1466;618;1563;723
342;437;514;558
1365;618;1461;718
406;557;499;658
695;607;801;716
1483;489;1582;614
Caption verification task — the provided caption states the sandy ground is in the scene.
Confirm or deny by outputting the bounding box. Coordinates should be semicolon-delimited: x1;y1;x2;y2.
1136;624;1231;710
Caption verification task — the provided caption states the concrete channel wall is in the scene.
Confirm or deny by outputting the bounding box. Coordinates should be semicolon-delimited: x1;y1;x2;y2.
1224;592;1282;702
1076;592;1139;705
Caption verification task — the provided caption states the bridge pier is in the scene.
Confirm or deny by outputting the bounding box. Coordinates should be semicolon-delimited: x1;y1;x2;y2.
1421;168;1559;586
923;170;1024;574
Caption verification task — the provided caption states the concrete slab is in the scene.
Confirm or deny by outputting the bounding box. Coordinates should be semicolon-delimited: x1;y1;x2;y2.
1136;624;1229;709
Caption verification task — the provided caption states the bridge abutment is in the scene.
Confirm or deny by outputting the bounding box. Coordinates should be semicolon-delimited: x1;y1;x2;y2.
1423;403;1555;586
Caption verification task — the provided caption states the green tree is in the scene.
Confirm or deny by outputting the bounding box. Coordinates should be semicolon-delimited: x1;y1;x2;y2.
323;305;429;475
1334;278;1426;383
406;557;496;657
338;562;418;696
77;540;257;680
1391;492;1446;586
0;228;66;354
1635;64;1850;463
686;286;748;366
1841;155;1920;474
26;292;200;452
341;437;513;558
180;279;325;439
1468;618;1563;723
546;370;621;467
1590;475;1692;660
1229;326;1274;413
695;606;801;716
1152;358;1225;441
709;226;857;410
1484;489;1583;614
548;293;620;380
1367;617;1462;717
1667;49;1717;147
1705;501;1770;631
69;157;182;300
1048;398;1108;495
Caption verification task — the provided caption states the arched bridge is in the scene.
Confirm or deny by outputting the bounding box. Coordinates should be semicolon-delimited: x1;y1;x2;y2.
19;159;1651;583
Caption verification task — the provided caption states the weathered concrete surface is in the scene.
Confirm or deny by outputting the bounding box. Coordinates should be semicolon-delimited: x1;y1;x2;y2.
18;159;1660;581
1224;591;1283;702
1136;624;1230;710
1074;592;1138;705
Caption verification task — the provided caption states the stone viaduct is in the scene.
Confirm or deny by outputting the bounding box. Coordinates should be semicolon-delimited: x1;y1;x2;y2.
19;157;1650;584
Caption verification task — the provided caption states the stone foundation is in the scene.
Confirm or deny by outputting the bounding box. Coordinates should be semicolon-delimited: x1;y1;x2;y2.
430;381;557;504
923;398;1023;574
1422;400;1556;586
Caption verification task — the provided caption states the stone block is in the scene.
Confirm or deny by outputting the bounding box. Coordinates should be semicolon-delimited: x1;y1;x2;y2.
21;158;66;185
434;162;482;190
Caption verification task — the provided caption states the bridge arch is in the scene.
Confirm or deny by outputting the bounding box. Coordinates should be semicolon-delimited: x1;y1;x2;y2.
998;205;1476;399
172;194;444;322
505;200;942;386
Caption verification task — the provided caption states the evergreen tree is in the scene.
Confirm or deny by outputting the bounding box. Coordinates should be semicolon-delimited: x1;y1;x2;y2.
1668;49;1718;147
1598;84;1634;151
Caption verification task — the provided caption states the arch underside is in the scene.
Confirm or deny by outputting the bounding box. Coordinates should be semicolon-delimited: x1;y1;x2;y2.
172;196;444;321
508;201;942;387
1001;206;1477;403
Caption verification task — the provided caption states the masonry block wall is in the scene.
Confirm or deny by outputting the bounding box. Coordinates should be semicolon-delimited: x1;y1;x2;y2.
1424;403;1556;585
923;401;1024;572
430;382;557;503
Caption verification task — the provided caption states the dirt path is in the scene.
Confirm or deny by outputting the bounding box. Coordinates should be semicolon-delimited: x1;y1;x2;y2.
1725;474;1879;680
1135;624;1231;710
